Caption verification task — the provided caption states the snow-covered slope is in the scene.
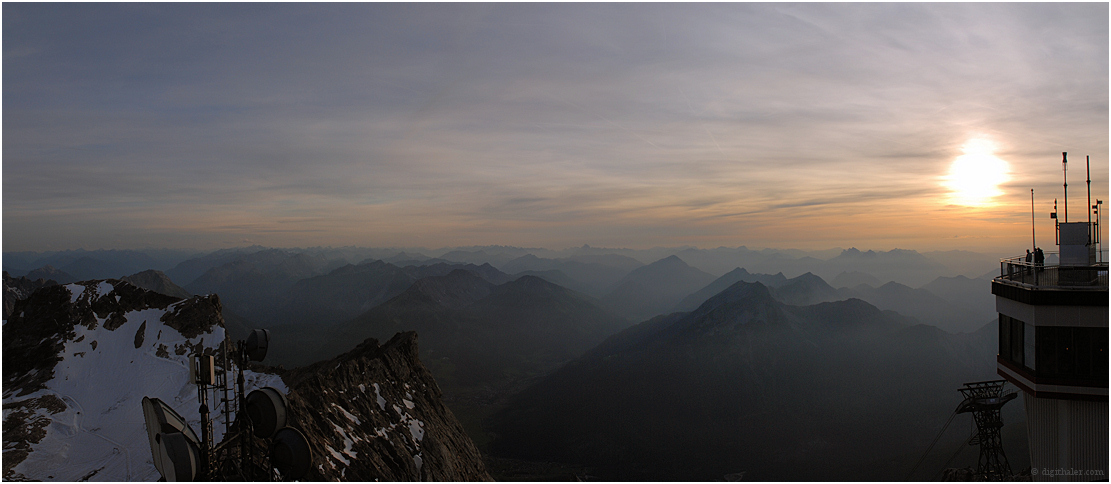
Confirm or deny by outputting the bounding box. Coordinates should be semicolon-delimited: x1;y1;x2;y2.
2;280;283;481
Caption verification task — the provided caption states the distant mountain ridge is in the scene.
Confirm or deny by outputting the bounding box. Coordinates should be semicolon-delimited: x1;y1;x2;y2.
489;280;1003;480
673;267;788;312
314;272;630;395
23;265;75;284
601;255;717;322
500;253;643;297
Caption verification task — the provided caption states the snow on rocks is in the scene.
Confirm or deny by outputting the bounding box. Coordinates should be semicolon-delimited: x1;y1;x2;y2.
3;280;288;482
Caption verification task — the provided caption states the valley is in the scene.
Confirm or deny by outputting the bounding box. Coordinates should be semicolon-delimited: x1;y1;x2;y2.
2;244;1019;481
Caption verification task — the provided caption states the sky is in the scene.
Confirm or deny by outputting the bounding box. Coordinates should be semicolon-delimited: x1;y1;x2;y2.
3;3;1108;254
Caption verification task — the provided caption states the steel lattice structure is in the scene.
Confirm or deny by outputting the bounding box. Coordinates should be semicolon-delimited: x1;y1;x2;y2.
956;380;1018;481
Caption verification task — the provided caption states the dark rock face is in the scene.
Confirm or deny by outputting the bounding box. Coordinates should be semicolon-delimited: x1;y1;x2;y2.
283;332;492;481
159;294;224;339
121;269;191;299
4;278;489;482
3;280;185;397
2;279;227;481
1;394;67;477
3;271;58;318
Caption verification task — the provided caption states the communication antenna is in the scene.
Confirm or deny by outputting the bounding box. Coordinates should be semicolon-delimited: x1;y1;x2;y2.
1087;156;1092;229
1031;189;1036;252
143;328;313;481
1096;200;1104;263
956;380;1017;481
1062;152;1068;223
1052;199;1059;245
142;396;202;482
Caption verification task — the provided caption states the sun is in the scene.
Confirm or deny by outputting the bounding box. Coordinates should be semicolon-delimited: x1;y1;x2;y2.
944;137;1010;207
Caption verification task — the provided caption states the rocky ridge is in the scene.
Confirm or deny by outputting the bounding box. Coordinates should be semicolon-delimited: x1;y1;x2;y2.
3;271;58;319
283;332;492;481
2;278;491;481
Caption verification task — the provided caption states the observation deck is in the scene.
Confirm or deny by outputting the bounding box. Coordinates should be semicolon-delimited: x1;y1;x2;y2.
993;253;1108;306
993;250;1108;401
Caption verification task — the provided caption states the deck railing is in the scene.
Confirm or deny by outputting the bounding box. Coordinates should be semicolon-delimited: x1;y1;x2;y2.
996;252;1108;290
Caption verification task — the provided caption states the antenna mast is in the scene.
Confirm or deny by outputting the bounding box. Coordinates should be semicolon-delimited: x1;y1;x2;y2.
1062;152;1068;223
1031;189;1036;251
1087;156;1092;229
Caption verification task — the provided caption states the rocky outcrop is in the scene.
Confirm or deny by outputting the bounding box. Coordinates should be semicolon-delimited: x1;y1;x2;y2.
3;271;58;319
2;280;181;396
2;280;226;481
283;331;492;481
3;277;490;482
121;269;192;299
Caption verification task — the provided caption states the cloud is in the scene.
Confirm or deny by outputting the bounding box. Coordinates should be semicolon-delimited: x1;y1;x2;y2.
3;3;1107;251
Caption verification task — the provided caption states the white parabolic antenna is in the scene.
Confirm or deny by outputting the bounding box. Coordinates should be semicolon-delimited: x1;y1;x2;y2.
142;396;200;481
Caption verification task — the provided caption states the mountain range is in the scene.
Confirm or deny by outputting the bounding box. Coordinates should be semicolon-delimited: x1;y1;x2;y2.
315;271;630;395
3;243;1013;481
487;280;1018;481
600;255;717;322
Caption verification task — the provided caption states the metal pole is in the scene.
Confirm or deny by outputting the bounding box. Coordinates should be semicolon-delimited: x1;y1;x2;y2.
1031;189;1036;252
1087;155;1092;234
200;399;210;480
1063;152;1068;223
237;342;250;481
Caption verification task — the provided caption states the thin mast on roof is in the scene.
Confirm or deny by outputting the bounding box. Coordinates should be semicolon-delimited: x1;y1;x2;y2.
1063;152;1068;223
1031;189;1036;252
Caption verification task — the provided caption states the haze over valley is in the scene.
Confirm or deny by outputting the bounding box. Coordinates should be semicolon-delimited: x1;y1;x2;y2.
5;244;1027;480
3;3;1106;481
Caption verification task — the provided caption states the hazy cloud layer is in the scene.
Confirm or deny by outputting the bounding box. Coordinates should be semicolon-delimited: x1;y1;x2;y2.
4;3;1107;252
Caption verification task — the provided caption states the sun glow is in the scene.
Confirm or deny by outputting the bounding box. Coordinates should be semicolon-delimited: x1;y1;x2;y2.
944;137;1010;207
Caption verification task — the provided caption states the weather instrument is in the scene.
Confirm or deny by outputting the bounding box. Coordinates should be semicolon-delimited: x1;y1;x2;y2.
142;328;313;481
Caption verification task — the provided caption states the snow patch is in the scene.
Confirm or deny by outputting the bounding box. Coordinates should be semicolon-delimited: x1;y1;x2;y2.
342;435;357;460
407;417;425;442
334;403;361;425
372;383;386;410
5;295;291;482
65;284;84;304
95;281;114;297
326;444;350;466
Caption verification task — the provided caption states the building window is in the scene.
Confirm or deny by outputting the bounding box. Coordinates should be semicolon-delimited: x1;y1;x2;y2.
1024;321;1036;371
998;314;1026;368
1034;326;1110;382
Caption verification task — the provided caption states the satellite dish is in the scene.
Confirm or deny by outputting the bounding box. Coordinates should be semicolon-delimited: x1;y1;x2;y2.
245;387;288;439
142;397;200;481
246;329;270;362
158;432;199;481
271;427;313;480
